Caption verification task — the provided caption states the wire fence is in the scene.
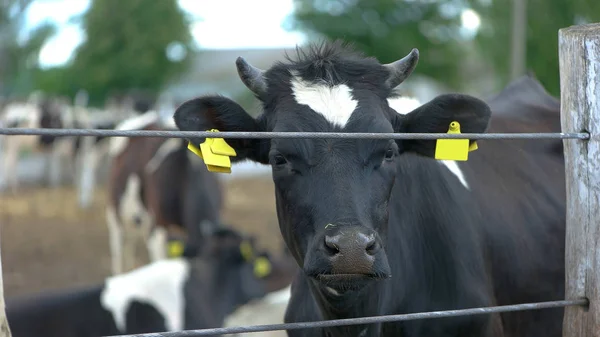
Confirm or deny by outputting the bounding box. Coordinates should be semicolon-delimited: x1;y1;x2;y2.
0;126;591;337
111;299;587;337
0;127;591;140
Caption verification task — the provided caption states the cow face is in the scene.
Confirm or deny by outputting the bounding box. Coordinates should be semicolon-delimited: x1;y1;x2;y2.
174;41;491;294
199;227;271;307
38;98;66;146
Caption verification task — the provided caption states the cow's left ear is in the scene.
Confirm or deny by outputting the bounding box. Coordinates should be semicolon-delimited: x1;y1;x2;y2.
392;94;492;157
173;95;270;164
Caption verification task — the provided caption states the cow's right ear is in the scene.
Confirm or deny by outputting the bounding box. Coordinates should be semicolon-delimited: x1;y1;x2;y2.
173;95;270;164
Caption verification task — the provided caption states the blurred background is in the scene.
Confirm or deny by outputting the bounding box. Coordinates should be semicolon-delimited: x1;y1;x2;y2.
0;0;597;324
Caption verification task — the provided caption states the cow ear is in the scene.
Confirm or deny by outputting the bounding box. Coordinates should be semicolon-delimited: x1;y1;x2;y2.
173;95;270;164
392;94;491;158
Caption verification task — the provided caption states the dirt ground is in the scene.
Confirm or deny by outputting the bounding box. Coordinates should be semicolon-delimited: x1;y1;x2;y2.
0;176;281;299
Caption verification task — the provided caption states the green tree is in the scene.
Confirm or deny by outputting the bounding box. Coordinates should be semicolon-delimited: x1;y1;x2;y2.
68;0;194;105
0;0;57;96
288;0;600;96
471;0;600;96
288;0;475;90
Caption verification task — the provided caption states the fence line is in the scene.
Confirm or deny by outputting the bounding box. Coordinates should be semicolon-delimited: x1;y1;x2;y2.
0;127;591;140
109;300;588;337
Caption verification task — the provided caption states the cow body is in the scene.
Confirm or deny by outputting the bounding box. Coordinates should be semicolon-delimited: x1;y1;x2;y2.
106;110;224;275
6;227;274;337
172;41;565;337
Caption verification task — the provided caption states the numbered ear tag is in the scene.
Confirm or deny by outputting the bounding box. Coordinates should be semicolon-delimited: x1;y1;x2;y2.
434;121;470;161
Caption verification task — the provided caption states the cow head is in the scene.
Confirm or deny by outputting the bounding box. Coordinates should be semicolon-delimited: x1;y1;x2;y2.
174;41;491;294
192;226;273;312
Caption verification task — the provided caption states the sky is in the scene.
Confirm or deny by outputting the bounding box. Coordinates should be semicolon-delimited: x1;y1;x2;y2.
25;0;480;69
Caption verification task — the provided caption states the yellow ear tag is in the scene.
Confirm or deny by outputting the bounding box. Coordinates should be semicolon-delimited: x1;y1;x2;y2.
253;257;272;278
196;129;237;174
434;121;470;161
239;241;254;262
187;142;204;159
469;141;478;152
210;137;236;157
200;138;231;168
168;240;185;258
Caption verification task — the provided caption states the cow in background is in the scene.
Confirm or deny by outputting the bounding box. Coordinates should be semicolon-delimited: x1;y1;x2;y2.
224;245;298;337
5;226;282;337
0;92;81;193
106;109;224;275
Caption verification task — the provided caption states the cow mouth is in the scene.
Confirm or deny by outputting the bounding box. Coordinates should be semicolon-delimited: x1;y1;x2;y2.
313;273;388;293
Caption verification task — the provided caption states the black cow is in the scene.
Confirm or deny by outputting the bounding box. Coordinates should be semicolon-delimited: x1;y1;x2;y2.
172;41;565;337
6;226;276;337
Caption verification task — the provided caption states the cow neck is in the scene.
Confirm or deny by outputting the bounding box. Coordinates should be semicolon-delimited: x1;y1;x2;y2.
387;155;490;315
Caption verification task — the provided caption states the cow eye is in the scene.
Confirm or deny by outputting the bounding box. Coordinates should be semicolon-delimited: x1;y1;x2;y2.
384;148;395;161
272;154;287;166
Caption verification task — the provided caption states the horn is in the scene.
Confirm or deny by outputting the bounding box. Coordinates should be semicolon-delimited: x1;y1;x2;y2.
384;48;420;89
236;57;268;97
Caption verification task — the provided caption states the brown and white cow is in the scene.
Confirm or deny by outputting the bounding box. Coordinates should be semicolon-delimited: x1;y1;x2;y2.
106;110;225;275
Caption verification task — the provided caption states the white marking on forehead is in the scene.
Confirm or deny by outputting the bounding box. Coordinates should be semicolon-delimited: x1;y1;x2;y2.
387;96;422;115
290;73;358;128
109;110;159;157
439;160;469;189
100;258;190;332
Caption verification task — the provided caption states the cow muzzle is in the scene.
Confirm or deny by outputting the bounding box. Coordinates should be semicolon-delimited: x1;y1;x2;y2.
304;225;390;292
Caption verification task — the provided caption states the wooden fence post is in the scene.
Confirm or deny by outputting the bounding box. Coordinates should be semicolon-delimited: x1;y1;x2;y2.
559;22;600;337
0;242;12;337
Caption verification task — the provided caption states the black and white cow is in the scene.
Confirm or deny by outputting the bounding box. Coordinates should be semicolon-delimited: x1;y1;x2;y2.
5;226;279;337
172;41;565;337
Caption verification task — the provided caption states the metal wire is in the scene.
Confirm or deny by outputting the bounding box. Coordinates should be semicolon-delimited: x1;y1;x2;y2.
107;299;587;337
0;127;591;140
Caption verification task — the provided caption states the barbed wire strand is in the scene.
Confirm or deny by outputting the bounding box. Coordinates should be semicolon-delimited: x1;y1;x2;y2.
108;299;587;337
0;127;591;140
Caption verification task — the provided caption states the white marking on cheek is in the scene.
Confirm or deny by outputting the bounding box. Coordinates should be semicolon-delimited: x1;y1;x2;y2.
109;111;159;157
145;138;181;174
290;74;358;128
100;258;190;332
386;96;422;115
439;160;469;189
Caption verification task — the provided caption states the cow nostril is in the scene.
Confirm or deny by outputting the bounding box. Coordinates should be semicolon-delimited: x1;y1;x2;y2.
366;240;380;255
324;236;340;256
